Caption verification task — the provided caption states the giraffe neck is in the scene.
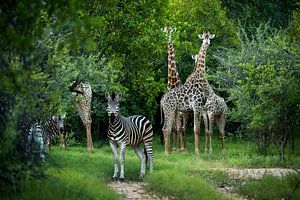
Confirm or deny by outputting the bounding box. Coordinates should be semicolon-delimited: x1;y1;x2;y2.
186;43;208;82
167;42;181;90
195;43;208;77
202;80;215;97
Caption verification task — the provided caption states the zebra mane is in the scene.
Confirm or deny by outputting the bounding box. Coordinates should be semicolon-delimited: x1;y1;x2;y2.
111;91;116;101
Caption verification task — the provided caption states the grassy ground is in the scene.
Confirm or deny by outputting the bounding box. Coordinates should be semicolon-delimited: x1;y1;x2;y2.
4;135;300;200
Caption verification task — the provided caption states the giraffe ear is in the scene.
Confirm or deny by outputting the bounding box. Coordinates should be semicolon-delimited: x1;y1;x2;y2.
198;34;204;40
191;55;196;60
210;34;215;39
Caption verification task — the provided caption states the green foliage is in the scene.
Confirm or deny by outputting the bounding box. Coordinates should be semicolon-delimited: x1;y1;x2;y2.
238;173;300;200
222;0;299;30
214;23;300;157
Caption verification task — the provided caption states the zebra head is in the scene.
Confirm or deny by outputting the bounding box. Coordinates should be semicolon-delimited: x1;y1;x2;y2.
105;92;122;122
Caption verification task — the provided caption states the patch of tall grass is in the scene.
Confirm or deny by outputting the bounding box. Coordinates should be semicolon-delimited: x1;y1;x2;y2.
146;170;230;200
237;173;300;200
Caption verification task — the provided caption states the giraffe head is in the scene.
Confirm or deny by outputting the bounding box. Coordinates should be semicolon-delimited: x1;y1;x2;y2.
163;25;176;42
198;31;215;47
105;92;122;121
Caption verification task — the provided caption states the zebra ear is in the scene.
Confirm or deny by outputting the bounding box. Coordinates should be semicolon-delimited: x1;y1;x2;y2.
105;92;110;100
116;93;122;101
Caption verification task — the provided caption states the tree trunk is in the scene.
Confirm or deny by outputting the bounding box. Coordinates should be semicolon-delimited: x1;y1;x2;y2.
85;121;93;151
280;126;288;160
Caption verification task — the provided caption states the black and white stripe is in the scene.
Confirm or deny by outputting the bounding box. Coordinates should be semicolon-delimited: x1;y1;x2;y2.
108;115;153;151
27;122;46;162
26;118;60;162
106;92;153;180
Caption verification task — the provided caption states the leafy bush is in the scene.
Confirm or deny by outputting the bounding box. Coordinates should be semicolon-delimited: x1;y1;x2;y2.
214;23;300;159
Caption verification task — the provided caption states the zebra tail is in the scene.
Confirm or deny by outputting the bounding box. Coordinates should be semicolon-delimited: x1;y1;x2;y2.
144;147;148;165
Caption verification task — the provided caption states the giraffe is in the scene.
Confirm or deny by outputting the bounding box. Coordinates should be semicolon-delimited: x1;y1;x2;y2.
161;31;215;154
161;25;188;151
70;81;93;151
202;88;227;154
192;53;228;153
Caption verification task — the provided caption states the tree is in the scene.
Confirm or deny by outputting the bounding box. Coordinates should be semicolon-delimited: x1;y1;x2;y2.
214;23;300;159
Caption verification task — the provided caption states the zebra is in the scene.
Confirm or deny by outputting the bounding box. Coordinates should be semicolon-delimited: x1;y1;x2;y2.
106;92;154;180
26;122;46;162
26;117;61;162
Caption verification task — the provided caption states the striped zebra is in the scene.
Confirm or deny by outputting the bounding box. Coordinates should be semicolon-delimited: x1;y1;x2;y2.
106;92;154;180
26;122;46;162
26;117;61;162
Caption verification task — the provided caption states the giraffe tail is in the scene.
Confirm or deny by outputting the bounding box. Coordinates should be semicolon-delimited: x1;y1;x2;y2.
160;104;164;125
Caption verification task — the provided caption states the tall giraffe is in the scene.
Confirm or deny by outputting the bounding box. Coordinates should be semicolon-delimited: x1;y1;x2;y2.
161;31;215;154
161;26;188;151
70;81;93;151
192;51;227;154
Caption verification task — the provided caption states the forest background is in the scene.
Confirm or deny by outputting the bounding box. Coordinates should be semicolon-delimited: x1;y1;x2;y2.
1;0;300;194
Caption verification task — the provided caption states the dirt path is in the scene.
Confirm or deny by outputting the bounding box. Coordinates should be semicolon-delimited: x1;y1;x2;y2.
107;168;299;200
107;181;172;200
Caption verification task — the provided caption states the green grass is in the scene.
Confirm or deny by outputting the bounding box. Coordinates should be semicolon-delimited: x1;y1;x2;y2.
4;136;300;200
237;173;300;200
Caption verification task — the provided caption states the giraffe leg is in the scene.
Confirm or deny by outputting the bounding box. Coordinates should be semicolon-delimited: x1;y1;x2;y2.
183;112;189;150
217;113;226;154
208;113;214;154
172;125;177;151
163;111;175;155
182;123;187;151
202;112;209;153
193;111;201;154
178;130;184;151
177;114;184;151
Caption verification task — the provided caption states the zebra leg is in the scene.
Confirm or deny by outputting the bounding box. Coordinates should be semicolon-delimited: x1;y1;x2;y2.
144;141;153;174
134;145;146;180
109;141;119;180
119;142;126;180
35;128;45;162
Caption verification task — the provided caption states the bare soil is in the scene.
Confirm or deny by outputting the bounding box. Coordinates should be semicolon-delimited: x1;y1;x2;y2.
107;181;174;200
